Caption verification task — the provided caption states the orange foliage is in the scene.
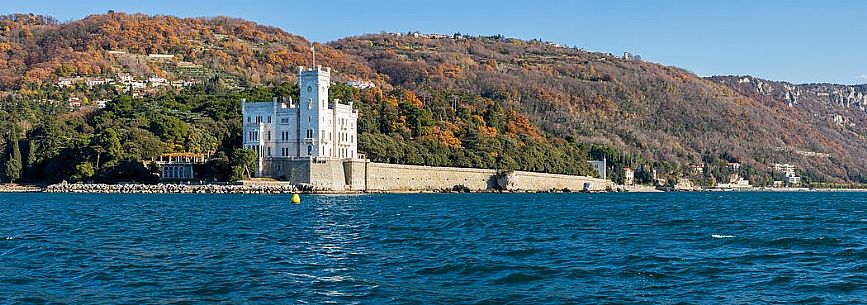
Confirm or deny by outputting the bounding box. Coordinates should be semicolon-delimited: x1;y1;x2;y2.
436;63;464;78
479;125;498;137
505;110;541;140
400;89;423;107
0;12;380;89
420;124;462;148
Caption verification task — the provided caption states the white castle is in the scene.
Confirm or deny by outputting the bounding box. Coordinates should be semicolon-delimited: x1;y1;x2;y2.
242;66;359;176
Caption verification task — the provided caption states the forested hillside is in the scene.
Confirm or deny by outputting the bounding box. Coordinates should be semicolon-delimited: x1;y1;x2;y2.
0;12;377;89
1;13;865;185
331;34;867;184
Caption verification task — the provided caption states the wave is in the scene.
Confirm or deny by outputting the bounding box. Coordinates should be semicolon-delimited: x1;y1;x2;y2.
658;219;696;226
490;272;548;284
712;234;734;239
620;270;676;280
764;236;844;248
496;248;544;258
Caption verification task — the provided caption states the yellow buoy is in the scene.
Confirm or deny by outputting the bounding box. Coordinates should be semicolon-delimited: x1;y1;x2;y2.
291;193;301;204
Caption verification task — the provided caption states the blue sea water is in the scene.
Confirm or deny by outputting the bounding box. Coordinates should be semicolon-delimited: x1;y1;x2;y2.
0;192;865;304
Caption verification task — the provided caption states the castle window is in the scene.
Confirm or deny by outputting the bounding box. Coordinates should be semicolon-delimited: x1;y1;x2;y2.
267;131;271;141
308;146;312;156
267;116;272;123
247;116;251;123
267;147;271;156
307;99;312;109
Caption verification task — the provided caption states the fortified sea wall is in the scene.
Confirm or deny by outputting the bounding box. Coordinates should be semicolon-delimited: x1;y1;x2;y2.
505;170;612;192
364;163;498;191
263;159;613;192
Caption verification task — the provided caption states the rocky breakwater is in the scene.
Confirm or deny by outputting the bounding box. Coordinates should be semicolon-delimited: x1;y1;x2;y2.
0;184;43;192
45;182;301;194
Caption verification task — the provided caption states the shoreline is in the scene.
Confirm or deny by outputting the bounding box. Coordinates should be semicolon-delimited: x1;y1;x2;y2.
36;182;606;195
2;183;867;194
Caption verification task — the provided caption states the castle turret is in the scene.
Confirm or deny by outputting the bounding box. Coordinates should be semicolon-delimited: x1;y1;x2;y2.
298;66;331;157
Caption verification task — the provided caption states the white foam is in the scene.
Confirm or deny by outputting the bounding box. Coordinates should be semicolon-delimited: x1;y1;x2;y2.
712;234;734;239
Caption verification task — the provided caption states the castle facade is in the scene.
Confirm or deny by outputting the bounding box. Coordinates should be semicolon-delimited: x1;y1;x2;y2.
242;66;359;176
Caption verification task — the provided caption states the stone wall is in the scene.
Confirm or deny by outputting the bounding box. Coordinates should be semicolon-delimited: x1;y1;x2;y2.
265;158;614;192
505;171;612;192
364;163;498;191
308;159;348;190
343;160;367;191
45;182;298;194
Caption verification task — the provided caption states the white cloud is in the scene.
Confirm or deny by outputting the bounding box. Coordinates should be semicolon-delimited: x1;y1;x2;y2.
858;74;867;81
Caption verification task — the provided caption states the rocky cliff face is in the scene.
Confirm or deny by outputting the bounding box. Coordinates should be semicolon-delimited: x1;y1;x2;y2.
709;76;867;130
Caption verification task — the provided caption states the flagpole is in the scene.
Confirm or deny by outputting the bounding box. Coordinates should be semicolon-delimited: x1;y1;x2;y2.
311;44;316;67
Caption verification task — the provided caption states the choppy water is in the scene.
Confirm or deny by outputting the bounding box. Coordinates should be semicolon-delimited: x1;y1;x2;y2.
1;192;865;304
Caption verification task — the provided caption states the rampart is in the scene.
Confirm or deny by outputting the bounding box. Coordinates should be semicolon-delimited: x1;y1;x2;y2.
263;158;613;192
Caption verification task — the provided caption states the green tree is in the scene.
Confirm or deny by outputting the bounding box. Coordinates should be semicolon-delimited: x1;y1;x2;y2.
229;149;256;181
72;162;95;182
4;126;22;183
96;128;124;167
483;101;505;132
24;140;38;179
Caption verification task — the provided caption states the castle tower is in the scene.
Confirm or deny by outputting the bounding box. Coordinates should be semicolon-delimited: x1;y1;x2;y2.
298;66;331;157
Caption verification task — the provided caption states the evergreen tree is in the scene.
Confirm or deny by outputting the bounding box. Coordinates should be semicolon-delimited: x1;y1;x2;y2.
72;162;95;182
102;128;124;163
4;126;22;183
24;140;38;179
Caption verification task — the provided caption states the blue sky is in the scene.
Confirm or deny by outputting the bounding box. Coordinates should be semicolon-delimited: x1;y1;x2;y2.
2;0;865;84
